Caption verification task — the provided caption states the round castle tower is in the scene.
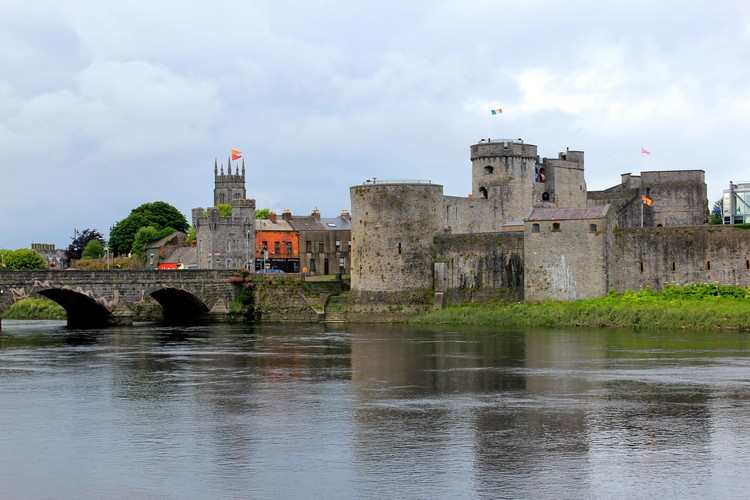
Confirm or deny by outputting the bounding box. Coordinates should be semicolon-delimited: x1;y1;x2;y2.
349;181;443;305
470;139;539;221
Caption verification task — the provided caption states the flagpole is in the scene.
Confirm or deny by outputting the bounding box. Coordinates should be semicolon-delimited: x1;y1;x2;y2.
641;198;644;228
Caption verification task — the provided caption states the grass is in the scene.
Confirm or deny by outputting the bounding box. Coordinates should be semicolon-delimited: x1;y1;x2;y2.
411;284;750;331
2;298;66;320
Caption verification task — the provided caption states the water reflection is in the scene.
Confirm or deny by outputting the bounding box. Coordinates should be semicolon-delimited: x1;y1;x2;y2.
2;320;750;498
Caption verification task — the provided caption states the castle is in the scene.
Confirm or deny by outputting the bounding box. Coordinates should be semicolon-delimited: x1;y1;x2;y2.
349;138;749;308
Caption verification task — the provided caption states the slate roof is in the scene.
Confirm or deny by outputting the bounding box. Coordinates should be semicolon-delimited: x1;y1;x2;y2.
526;204;610;221
257;219;294;231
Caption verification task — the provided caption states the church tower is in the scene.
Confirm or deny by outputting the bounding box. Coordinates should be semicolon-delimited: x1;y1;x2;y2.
214;158;246;205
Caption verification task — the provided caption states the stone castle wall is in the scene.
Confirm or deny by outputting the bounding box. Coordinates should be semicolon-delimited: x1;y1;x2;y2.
434;232;524;304
612;226;750;292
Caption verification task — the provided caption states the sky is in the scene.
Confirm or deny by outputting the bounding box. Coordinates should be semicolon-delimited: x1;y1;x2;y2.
1;0;749;249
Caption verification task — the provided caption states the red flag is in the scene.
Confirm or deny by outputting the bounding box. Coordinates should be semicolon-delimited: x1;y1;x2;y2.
231;149;242;161
641;147;651;155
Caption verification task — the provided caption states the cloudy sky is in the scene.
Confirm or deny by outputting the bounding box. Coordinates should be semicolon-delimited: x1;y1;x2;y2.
1;0;749;249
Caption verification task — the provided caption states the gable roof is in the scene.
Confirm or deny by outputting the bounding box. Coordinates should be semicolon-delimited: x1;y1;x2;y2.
526;204;610;221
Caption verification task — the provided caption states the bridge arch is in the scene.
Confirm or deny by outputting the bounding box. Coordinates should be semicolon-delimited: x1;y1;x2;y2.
148;286;211;325
37;289;120;328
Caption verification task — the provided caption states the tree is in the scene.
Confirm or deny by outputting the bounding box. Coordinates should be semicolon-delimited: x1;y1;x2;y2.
109;202;188;255
186;227;197;245
217;203;232;217
255;208;270;219
81;239;105;259
708;199;723;225
4;248;47;270
63;229;105;267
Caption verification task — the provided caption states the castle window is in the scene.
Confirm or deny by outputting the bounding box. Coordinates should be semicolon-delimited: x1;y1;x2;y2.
479;187;488;199
532;223;540;233
706;261;711;271
589;223;597;233
746;259;749;270
639;262;644;273
552;222;560;232
672;262;676;272
542;192;550;201
484;165;494;174
398;243;402;255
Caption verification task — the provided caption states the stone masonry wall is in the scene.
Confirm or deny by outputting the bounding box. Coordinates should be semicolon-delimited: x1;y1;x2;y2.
434;232;524;304
612;226;750;292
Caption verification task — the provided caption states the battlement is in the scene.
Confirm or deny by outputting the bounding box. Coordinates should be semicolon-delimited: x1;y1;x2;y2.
471;140;538;160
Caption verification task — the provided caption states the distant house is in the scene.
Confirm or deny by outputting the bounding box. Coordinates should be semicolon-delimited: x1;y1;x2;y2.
31;243;65;269
144;232;188;270
285;209;351;275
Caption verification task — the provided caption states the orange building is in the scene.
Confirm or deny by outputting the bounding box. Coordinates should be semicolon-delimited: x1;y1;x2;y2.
255;214;299;272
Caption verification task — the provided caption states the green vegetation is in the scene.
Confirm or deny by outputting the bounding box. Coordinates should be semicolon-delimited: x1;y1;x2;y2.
255;208;270;219
109;201;189;255
412;284;750;331
2;248;48;270
81;239;105;259
2;298;66;320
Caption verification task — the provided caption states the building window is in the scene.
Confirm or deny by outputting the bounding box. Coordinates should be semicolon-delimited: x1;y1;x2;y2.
552;222;560;232
274;242;280;254
479;187;488;199
319;242;324;253
335;240;341;251
348;241;351;252
339;257;345;272
286;242;293;256
589;223;597;233
484;165;494;174
310;258;316;272
261;241;268;252
306;241;312;253
532;223;540;233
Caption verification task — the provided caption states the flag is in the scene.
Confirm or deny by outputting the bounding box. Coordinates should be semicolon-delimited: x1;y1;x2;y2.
490;108;502;115
231;149;242;161
641;195;652;206
641;147;651;155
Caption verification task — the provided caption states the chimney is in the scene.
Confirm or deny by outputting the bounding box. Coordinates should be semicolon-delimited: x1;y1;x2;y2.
269;211;277;224
340;209;350;222
282;209;292;221
311;209;321;220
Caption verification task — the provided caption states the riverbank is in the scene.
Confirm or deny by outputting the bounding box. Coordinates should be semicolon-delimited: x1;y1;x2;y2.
411;284;750;331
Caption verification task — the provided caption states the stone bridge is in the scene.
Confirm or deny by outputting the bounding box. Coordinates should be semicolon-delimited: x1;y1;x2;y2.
0;270;239;328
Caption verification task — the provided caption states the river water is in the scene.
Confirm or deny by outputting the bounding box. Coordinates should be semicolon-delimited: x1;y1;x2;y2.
2;320;750;499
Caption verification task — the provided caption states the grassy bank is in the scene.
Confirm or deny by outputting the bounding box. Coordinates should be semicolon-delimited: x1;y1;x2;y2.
411;284;750;331
1;298;66;320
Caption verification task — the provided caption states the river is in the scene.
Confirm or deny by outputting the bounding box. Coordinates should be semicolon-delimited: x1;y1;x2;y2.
2;320;750;499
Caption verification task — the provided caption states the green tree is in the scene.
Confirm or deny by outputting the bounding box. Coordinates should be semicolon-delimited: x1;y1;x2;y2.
81;239;105;259
63;228;105;267
708;199;723;224
5;249;47;270
217;203;232;217
186;226;197;245
110;202;188;255
255;208;270;219
131;226;159;257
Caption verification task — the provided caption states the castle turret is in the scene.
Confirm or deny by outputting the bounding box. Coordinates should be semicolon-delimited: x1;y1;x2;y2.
350;180;443;307
470;139;539;223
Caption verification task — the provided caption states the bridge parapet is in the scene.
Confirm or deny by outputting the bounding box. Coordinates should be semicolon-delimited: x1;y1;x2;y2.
0;270;239;328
